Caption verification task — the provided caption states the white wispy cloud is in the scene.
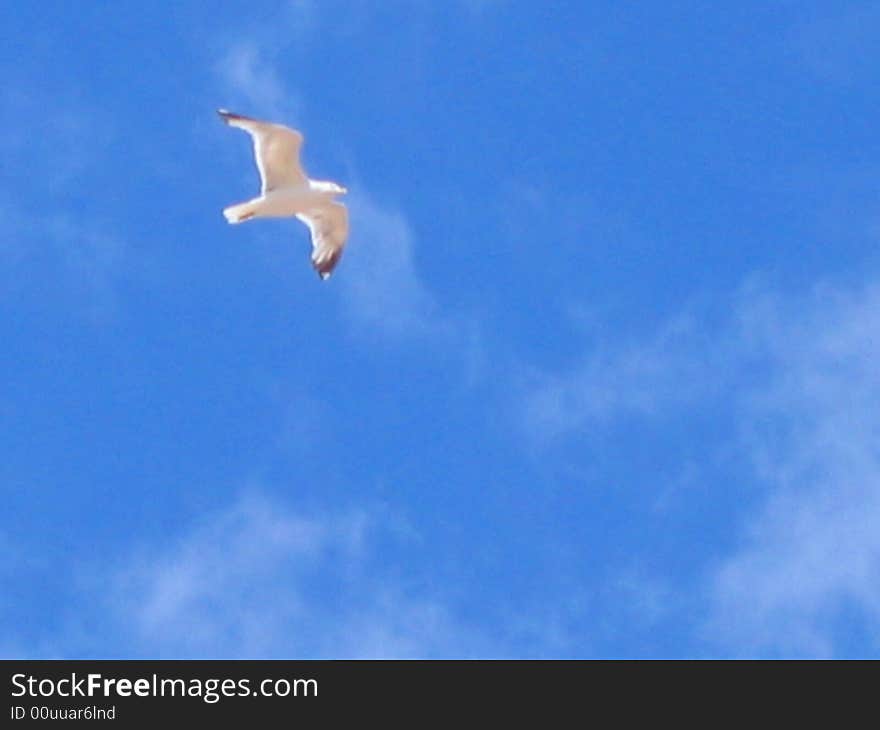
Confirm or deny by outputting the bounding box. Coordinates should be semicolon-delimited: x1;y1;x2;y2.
215;41;301;121
521;309;728;444
707;282;880;656
521;277;880;656
107;491;488;658
0;86;133;322
338;189;448;340
211;1;323;119
0;86;113;195
0;205;131;322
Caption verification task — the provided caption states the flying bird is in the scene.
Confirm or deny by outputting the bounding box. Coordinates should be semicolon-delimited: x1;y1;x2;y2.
217;109;349;280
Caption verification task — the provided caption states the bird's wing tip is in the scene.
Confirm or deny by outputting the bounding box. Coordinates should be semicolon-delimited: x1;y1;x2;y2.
217;108;247;124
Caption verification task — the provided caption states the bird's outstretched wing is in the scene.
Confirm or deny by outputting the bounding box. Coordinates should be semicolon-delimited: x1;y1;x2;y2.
218;109;307;192
297;202;349;280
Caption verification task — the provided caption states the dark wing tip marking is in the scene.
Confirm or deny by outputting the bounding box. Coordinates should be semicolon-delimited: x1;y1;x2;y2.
217;109;254;124
312;248;342;280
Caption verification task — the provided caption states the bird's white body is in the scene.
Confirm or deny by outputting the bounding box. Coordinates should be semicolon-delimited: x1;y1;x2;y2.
223;181;345;222
218;109;349;279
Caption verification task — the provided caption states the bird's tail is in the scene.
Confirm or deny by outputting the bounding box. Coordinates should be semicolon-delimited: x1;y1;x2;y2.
223;199;260;224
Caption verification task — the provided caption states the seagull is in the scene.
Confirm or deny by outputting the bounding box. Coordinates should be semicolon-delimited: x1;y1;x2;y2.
217;109;349;280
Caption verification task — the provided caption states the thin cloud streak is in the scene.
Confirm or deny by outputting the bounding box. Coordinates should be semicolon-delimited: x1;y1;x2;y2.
215;42;301;122
340;189;444;339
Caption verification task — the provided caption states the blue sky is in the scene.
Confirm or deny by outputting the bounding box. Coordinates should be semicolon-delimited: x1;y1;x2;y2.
3;0;880;658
